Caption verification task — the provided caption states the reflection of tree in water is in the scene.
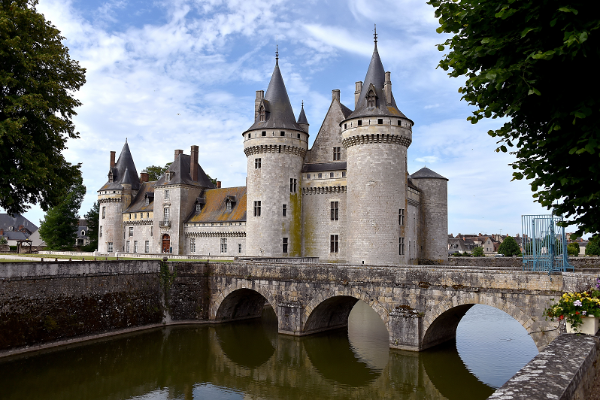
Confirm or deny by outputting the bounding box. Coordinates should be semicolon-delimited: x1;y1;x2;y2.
303;328;382;387
420;341;494;400
215;306;277;369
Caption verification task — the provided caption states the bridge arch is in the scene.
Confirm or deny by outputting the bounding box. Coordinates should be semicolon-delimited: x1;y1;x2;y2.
212;283;277;322
422;295;537;350
302;287;389;335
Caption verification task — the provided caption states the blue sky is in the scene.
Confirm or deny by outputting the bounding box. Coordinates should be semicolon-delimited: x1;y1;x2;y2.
14;0;556;236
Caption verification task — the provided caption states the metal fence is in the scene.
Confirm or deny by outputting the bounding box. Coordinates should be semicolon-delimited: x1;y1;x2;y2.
521;214;573;273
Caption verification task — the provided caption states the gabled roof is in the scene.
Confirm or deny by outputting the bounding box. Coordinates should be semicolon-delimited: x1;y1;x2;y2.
246;60;303;132
100;141;141;191
124;181;156;213
187;186;247;223
155;154;215;188
411;167;448;181
346;40;407;120
0;213;37;236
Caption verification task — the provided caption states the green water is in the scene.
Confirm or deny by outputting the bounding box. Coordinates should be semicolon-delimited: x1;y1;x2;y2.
0;303;538;400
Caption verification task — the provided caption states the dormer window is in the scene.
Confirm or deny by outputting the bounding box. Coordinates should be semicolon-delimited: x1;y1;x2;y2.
165;171;174;182
225;196;236;212
259;106;266;122
145;198;149;206
108;171;114;183
226;201;232;212
196;203;202;212
367;89;377;108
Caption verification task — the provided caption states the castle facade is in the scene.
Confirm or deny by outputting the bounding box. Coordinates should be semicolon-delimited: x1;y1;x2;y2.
98;38;449;266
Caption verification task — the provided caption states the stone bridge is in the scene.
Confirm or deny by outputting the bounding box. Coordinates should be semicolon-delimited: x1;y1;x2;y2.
197;262;594;351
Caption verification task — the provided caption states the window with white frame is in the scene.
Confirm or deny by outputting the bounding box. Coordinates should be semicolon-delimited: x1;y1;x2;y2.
282;237;288;254
254;201;261;217
134;241;138;253
190;237;196;253
399;209;405;226
399;237;405;255
164;190;170;200
330;234;339;253
238;243;242;253
331;201;339;221
145;240;149;253
102;207;105;219
255;158;261;169
129;226;133;237
107;242;113;252
126;241;130;253
164;208;170;221
220;238;227;253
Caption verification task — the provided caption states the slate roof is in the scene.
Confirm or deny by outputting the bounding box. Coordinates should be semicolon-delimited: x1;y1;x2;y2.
0;231;28;241
187;187;247;223
124;182;156;213
155;154;215;188
100;141;141;191
411;167;448;181
246;61;303;132
297;103;309;125
346;41;408;120
340;103;353;118
0;213;37;236
302;162;347;173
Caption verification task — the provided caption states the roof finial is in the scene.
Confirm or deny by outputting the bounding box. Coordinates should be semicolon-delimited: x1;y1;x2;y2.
276;44;279;66
374;24;378;50
125;137;128;143
302;100;304;108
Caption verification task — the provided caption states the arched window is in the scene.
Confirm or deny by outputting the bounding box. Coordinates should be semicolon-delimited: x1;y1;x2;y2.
259;106;266;122
367;90;377;108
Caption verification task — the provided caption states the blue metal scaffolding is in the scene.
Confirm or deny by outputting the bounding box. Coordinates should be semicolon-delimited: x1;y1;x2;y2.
521;214;574;273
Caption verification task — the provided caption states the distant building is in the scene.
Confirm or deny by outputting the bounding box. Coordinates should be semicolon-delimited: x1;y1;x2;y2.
0;214;38;246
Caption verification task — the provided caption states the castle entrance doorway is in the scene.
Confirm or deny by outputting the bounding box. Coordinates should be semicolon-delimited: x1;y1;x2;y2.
162;234;170;253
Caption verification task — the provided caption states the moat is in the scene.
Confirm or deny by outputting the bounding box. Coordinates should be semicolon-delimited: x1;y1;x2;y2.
0;303;537;400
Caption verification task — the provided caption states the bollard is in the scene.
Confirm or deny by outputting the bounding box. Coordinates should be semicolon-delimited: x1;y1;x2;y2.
55;258;58;262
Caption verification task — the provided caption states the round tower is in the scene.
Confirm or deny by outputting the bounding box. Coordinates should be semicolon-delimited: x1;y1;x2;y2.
411;167;449;264
243;54;308;257
340;34;414;266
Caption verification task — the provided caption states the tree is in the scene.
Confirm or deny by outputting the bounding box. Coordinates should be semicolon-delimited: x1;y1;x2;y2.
472;246;485;257
38;182;85;250
0;236;7;245
498;236;521;256
145;162;218;185
83;201;99;251
586;236;600;256
428;0;600;237
1;1;86;215
567;242;580;256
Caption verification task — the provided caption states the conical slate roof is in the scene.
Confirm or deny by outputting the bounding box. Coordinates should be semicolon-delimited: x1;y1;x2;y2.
247;60;303;132
347;41;407;120
411;167;448;181
100;141;141;190
297;102;308;125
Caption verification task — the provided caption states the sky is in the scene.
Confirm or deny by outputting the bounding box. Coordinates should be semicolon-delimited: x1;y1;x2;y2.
10;0;560;236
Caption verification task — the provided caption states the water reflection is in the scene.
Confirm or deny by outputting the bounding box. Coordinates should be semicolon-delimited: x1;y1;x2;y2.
0;303;535;400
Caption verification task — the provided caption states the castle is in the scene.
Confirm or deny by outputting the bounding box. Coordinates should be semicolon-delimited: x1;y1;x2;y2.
98;37;449;266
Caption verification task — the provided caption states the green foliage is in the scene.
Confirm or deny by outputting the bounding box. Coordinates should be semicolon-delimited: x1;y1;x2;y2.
0;0;86;215
82;201;99;251
586;236;600;256
428;0;600;237
0;236;7;245
567;242;580;256
38;182;85;250
472;246;485;257
545;288;600;332
498;236;521;256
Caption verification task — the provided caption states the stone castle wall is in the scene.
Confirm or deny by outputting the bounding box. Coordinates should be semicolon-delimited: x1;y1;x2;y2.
413;178;448;264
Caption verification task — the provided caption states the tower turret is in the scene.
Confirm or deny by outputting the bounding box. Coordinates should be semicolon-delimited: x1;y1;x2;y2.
340;32;414;265
243;52;308;256
297;101;309;134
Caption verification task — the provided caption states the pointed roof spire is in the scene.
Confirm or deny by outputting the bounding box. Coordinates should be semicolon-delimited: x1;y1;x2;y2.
346;29;407;120
101;141;141;190
297;101;309;125
276;44;279;66
246;51;303;132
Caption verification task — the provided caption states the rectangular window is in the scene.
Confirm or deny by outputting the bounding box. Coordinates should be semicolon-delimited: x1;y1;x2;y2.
333;147;341;161
238;243;242;253
145;240;149;253
307;174;310;179
262;131;266;136
107;242;113;252
99;226;102;237
331;201;339;221
102;207;106;219
248;133;251;138
358;120;362;126
126;241;130;253
330;172;334;178
297;133;300;139
255;158;261;169
164;208;170;221
289;178;297;193
151;226;153;236
378;119;383;124
283;204;287;217
318;173;322;178
344;123;347;129
399;237;405;255
342;171;346;177
398;120;402;126
134;241;138;253
129;226;133;237
330;235;339;253
220;238;227;253
226;201;232;212
165;190;169;200
254;201;261;217
190;238;196;253
282;238;288;254
399;209;405;226
280;131;285;136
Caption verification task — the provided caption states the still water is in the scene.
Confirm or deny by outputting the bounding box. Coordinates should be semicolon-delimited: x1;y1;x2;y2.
0;303;537;400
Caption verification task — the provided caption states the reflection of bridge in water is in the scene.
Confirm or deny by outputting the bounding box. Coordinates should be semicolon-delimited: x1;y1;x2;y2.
0;313;495;400
193;262;593;351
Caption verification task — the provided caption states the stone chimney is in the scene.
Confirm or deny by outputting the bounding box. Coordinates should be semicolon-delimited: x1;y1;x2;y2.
190;145;199;182
355;81;363;107
332;89;340;102
384;72;392;105
140;171;149;183
174;149;183;161
110;151;116;168
255;90;264;122
217;181;221;188
0;229;3;236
